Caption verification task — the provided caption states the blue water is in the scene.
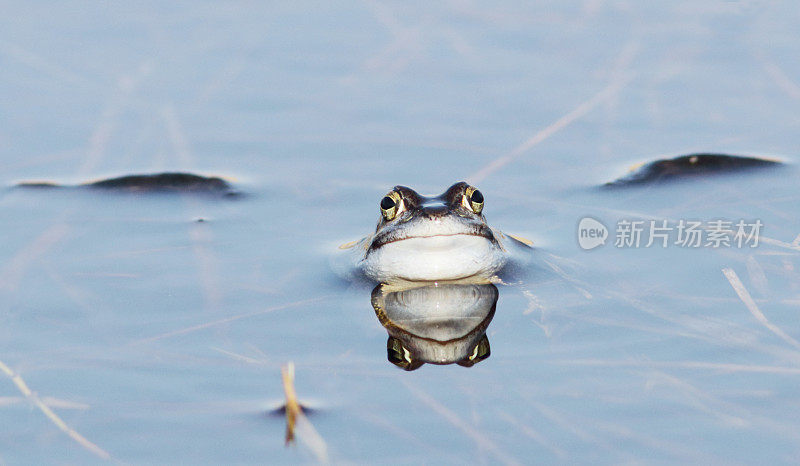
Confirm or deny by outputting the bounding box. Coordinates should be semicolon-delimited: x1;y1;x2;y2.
1;2;800;464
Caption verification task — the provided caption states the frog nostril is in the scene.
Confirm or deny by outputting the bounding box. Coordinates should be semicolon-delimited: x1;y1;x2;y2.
422;206;448;219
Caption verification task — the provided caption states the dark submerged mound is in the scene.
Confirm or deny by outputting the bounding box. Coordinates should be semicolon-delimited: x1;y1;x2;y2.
604;153;782;188
85;173;232;193
18;172;239;197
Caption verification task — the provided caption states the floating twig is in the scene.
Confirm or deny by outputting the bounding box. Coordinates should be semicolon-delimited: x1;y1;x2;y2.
723;267;800;351
281;362;300;445
0;359;110;460
280;362;329;463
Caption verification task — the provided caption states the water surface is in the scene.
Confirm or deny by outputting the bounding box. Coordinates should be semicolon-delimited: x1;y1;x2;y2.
1;2;800;464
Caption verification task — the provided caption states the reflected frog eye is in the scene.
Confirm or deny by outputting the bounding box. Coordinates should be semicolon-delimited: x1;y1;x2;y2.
387;337;422;371
464;186;484;214
457;335;491;367
380;191;402;221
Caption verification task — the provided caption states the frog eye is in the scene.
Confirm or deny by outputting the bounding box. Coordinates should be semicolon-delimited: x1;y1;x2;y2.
464;186;484;214
387;337;423;371
380;191;402;221
457;335;491;367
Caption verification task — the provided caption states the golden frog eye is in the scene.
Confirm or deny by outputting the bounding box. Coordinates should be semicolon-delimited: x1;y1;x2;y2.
380;191;402;220
465;186;484;214
458;335;491;367
387;337;422;371
470;334;491;362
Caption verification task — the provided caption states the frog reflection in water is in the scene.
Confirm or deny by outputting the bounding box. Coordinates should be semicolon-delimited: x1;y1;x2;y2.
345;182;531;285
371;283;498;370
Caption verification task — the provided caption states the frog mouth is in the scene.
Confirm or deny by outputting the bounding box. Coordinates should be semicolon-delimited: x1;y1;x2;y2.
369;227;496;250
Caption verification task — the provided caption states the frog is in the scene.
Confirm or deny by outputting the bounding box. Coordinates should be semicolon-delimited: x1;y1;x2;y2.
342;181;531;285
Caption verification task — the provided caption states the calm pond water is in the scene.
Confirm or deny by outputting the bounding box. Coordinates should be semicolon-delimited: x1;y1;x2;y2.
1;2;800;464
